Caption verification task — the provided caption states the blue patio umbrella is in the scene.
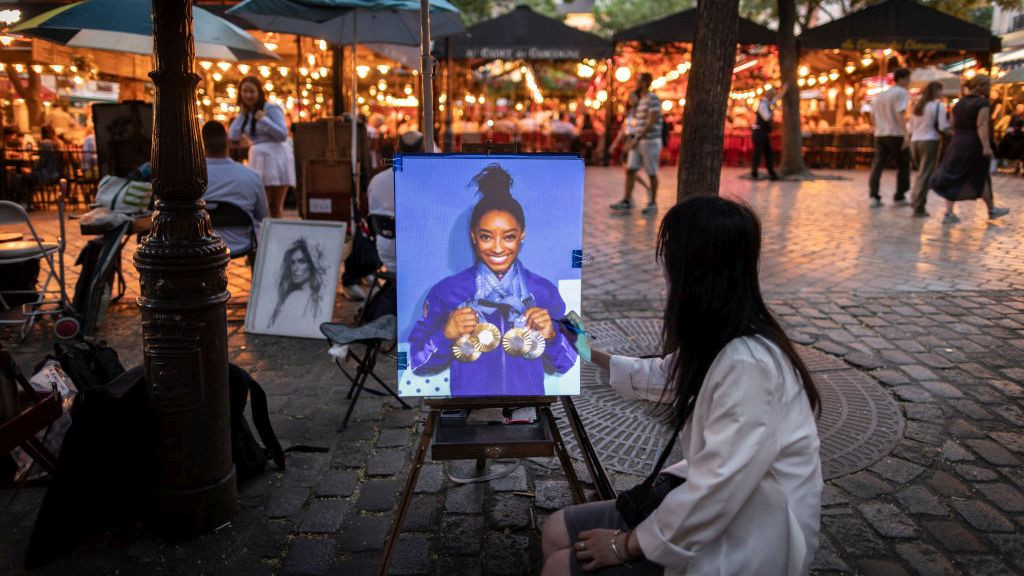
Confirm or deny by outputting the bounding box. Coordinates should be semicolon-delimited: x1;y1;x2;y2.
11;0;279;62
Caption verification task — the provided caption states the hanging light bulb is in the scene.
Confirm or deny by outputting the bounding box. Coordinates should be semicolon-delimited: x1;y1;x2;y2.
318;66;328;77
217;61;231;72
212;72;223;82
259;66;271;78
614;66;631;83
377;64;390;75
861;56;873;67
356;65;369;78
318;39;327;51
844;62;856;74
237;64;251;75
311;71;320;80
307;54;316;67
798;65;809;77
828;70;839;81
263;81;274;92
31;64;43;74
279;67;289;77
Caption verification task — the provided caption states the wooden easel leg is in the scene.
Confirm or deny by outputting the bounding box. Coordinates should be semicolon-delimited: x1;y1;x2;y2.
377;408;437;576
541;406;586;505
560;396;616;500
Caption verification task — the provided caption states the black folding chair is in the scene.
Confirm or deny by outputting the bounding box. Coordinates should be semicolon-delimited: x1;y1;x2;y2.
207;200;257;263
320;315;410;429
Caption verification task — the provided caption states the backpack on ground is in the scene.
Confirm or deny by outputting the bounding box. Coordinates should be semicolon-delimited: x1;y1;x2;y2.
229;363;285;482
47;338;125;392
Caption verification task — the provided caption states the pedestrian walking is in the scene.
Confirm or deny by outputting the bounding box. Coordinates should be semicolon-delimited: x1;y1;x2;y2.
609;72;663;216
869;67;912;207
908;81;948;217
541;196;821;576
750;84;786;181
930;74;1010;224
229;76;295;219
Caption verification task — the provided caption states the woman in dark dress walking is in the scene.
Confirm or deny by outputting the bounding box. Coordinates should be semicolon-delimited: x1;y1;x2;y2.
930;74;1009;224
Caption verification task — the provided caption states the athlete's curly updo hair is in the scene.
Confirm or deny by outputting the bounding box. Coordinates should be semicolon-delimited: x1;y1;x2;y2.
469;164;525;230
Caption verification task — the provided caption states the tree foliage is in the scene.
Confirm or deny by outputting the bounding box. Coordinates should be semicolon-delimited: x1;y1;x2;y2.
450;0;558;26
593;0;695;37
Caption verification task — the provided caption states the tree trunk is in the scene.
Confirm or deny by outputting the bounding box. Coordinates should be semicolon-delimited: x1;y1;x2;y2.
777;0;805;176
9;68;44;129
677;0;740;199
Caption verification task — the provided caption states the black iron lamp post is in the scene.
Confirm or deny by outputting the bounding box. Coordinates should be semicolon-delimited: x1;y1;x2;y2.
135;0;237;537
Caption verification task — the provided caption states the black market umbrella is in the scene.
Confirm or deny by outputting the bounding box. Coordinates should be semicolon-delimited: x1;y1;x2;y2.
436;5;613;60
612;8;776;46
799;0;1000;53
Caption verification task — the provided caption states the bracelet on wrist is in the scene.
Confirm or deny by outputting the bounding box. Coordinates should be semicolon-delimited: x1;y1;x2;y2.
610;530;632;565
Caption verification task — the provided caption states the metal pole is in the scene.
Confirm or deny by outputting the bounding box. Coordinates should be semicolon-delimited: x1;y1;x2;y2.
420;0;433;151
333;44;345;116
351;18;359;209
444;36;453;152
139;0;236;538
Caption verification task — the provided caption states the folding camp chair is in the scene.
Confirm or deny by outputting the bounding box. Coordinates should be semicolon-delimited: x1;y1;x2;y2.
0;185;78;340
73;221;130;338
320;314;410;429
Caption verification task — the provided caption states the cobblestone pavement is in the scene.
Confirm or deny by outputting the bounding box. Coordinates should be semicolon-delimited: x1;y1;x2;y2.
2;167;1024;575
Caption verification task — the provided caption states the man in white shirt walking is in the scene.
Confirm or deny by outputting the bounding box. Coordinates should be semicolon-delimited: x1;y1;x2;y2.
751;84;787;181
869;67;911;206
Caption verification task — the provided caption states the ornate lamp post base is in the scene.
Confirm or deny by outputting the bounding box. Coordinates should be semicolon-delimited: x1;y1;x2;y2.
139;0;237;538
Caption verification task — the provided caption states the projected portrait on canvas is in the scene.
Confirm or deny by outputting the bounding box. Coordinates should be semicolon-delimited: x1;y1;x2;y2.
397;157;583;398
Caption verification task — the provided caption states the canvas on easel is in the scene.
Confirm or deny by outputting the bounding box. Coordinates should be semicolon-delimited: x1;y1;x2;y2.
395;154;584;398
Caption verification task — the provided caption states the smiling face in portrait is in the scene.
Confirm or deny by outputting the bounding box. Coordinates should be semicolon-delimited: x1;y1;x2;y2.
288;250;311;285
471;210;524;276
240;81;260;107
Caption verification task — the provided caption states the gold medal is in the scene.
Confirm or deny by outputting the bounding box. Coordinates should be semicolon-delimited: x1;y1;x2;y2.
471;322;501;353
523;330;546;360
452;334;481;362
502;327;534;357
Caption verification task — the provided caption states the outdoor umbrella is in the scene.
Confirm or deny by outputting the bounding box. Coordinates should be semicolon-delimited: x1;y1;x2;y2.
909;66;960;96
11;0;278;61
229;0;464;198
227;0;464;45
995;67;1024;85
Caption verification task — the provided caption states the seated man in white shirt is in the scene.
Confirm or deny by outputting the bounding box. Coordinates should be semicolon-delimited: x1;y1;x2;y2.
357;130;423;321
367;130;423;273
202;120;268;256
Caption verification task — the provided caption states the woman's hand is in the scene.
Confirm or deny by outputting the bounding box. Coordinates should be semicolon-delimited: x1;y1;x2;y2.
523;307;556;340
443;307;478;341
574;529;626;572
255;110;266;122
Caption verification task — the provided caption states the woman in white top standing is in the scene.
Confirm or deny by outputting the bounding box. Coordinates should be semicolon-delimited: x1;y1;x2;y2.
230;76;295;218
909;81;948;218
542;196;823;576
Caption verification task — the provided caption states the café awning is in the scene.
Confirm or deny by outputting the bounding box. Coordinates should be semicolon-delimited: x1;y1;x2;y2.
436;5;612;60
799;0;1000;53
612;8;776;46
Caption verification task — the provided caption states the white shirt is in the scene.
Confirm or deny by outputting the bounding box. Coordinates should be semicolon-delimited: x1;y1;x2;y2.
367;168;396;272
872;85;909;137
609;336;822;576
909;100;948;142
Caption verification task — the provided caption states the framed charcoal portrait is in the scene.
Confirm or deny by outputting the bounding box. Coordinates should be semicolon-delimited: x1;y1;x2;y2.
395;155;584;398
245;219;347;339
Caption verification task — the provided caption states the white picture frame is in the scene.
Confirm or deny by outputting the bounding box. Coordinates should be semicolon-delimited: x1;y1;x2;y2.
244;218;347;339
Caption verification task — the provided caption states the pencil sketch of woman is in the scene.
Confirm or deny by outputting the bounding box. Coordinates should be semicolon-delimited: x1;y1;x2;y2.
269;238;325;328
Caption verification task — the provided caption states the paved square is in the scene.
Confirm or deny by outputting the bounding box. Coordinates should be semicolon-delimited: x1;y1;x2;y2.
2;167;1024;575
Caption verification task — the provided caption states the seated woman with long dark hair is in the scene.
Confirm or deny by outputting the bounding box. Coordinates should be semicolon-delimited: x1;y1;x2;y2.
542;196;822;575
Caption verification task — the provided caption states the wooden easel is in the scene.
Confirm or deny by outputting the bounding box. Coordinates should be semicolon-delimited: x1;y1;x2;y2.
376;395;613;576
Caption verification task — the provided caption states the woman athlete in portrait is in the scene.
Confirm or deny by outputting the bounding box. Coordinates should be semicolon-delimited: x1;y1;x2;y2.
408;164;578;396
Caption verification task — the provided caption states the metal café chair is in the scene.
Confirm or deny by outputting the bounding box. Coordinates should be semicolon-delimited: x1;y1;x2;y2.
207;200;258;264
320;314;410;430
0;182;78;340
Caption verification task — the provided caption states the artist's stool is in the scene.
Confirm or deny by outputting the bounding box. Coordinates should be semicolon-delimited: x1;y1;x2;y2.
320;314;410;429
